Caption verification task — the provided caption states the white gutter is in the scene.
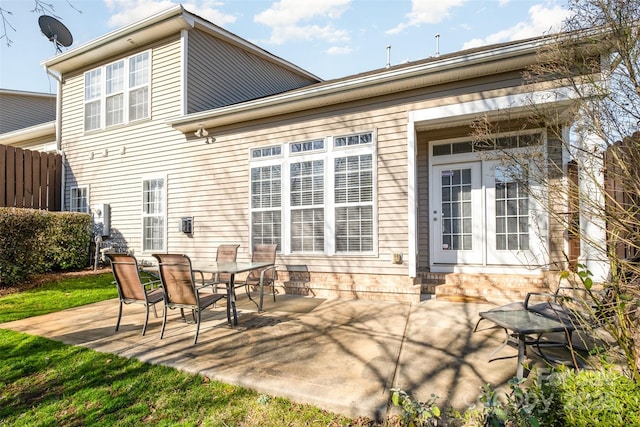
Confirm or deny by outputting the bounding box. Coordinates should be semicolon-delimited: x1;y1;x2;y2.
0;121;55;145
45;67;65;211
42;5;194;75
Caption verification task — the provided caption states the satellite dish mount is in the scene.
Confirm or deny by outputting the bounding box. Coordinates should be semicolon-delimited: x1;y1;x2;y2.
39;15;73;54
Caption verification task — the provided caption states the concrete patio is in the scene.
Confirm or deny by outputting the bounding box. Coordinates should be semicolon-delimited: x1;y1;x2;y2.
1;293;545;420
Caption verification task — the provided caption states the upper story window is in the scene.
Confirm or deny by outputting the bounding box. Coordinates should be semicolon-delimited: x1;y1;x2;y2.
84;51;150;131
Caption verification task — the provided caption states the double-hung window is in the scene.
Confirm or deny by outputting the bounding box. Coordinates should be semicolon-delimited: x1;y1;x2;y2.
69;186;89;213
290;141;325;252
84;51;150;131
142;177;165;252
249;131;376;255
251;158;282;249
334;153;374;252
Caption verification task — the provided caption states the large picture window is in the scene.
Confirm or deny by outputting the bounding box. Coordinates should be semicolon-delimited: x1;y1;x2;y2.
142;177;165;252
250;132;376;255
84;51;150;131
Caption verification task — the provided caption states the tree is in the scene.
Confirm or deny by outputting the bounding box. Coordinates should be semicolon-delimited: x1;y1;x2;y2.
472;0;640;381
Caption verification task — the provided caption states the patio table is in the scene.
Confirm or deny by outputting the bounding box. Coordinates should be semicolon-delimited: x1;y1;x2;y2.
477;309;576;378
192;261;274;326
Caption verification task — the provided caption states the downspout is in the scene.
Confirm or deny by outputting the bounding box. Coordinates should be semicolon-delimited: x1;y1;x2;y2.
45;66;65;211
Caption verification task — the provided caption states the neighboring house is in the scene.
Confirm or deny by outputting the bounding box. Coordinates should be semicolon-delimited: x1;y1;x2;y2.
0;89;57;152
6;5;609;302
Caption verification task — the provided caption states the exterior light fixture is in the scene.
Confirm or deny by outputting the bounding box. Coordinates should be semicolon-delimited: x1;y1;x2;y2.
194;127;215;143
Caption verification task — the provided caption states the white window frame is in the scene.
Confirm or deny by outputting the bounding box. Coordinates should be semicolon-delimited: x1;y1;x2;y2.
69;185;89;213
141;175;167;253
83;50;151;132
250;160;283;250
249;131;377;256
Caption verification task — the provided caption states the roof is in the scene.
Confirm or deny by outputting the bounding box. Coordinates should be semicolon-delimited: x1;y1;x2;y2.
169;32;560;133
42;5;320;82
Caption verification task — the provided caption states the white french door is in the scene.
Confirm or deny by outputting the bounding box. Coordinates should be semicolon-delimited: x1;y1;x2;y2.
431;162;483;264
431;159;546;268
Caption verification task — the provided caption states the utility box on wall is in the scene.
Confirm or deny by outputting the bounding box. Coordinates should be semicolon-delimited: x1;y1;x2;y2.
92;204;111;237
180;217;193;234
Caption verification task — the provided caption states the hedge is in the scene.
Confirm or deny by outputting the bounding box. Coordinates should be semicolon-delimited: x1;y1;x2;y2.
0;208;91;286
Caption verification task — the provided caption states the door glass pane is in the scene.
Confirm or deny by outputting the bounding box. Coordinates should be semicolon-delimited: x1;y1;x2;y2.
495;167;529;251
440;168;473;250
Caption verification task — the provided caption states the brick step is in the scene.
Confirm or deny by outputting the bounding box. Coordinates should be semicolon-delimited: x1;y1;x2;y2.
436;274;551;304
417;272;447;295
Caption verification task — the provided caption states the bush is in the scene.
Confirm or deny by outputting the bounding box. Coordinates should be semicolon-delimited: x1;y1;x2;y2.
46;212;92;271
391;366;640;426
549;367;640;426
0;208;91;286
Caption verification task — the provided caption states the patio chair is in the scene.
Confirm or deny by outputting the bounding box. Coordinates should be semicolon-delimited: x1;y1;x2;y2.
152;253;225;344
106;253;164;336
197;244;240;293
234;243;278;312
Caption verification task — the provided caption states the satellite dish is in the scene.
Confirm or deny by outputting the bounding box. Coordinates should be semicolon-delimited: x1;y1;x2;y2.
39;15;73;53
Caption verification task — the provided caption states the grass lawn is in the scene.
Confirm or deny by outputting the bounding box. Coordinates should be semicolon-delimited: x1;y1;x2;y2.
0;271;370;427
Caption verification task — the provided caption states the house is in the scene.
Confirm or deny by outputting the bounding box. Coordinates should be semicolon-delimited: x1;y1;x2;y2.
0;89;57;152
9;5;611;302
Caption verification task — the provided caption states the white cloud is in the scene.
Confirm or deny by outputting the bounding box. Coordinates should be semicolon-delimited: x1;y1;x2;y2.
461;3;572;50
268;24;350;45
105;0;236;28
254;0;351;44
254;0;350;26
386;0;467;35
183;1;237;26
326;45;352;55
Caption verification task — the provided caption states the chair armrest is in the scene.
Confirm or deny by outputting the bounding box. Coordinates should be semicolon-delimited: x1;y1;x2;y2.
192;269;209;289
142;279;162;289
258;265;277;283
524;292;556;309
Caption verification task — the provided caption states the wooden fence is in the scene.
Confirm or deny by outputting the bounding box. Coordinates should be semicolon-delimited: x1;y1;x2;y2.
605;131;640;261
0;145;62;211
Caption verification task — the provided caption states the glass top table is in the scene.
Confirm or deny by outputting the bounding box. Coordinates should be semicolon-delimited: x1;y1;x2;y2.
192;261;274;326
477;309;576;378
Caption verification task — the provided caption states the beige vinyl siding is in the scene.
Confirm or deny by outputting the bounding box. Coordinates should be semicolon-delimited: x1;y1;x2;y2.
186;29;317;113
416;134;430;269
60;38;184;251
5;133;56;152
0;92;56;134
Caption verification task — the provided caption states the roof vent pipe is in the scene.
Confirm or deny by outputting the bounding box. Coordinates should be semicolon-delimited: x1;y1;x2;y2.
435;33;440;57
386;45;391;68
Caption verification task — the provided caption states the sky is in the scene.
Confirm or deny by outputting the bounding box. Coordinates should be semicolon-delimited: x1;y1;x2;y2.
0;0;573;95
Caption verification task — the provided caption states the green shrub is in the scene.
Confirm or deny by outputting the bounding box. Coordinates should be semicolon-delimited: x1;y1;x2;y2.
0;208;91;286
394;367;640;426
45;212;92;271
549;367;640;426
